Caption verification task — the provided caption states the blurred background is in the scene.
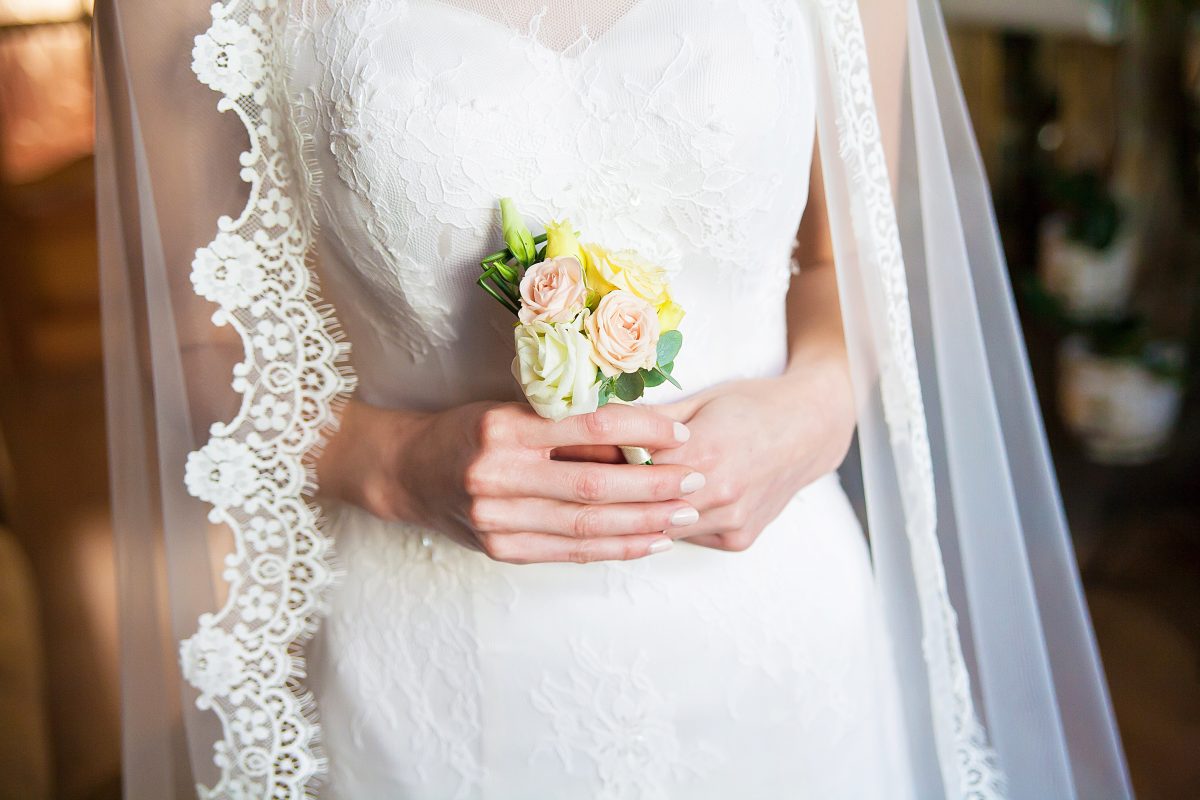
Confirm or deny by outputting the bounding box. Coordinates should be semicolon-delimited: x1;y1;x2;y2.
0;0;1197;797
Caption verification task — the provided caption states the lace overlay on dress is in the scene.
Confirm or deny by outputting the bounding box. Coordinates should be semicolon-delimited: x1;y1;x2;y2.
529;638;719;800
289;0;813;368
177;0;1006;797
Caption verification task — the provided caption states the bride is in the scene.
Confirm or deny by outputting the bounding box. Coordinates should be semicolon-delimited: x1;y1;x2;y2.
96;0;1132;798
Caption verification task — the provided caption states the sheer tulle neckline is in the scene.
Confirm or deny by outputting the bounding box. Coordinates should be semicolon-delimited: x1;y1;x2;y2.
423;0;653;54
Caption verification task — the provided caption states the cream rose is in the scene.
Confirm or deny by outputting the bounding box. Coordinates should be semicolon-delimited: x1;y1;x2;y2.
511;317;601;421
585;290;661;377
517;256;588;324
582;244;671;306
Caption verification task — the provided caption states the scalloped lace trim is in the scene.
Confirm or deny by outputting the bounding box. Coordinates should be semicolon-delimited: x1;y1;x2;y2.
181;0;354;796
814;0;1007;797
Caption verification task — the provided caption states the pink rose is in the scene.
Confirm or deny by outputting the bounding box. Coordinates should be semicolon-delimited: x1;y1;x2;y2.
517;256;588;324
585;290;661;377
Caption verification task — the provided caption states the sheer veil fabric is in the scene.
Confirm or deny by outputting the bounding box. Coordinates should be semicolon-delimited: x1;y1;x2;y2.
95;0;1132;797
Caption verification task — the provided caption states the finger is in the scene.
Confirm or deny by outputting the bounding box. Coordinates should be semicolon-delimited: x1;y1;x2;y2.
679;529;759;553
478;531;674;565
666;501;744;538
469;497;700;537
641;401;690;424
644;392;706;424
678;533;730;550
524;404;691;450
513;460;706;504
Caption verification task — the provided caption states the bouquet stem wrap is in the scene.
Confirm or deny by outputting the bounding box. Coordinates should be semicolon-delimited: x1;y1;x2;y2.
619;445;654;466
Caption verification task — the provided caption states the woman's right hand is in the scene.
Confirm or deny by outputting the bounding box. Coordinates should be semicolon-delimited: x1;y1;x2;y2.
315;400;704;564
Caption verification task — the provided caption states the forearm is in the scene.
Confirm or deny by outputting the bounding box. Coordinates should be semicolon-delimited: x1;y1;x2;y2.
781;148;852;408
783;259;848;382
312;399;429;521
782;140;859;422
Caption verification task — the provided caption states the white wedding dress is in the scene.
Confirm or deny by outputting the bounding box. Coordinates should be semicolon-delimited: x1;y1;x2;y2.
291;1;916;796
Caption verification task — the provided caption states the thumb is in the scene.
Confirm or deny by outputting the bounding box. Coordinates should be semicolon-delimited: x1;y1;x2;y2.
642;393;705;424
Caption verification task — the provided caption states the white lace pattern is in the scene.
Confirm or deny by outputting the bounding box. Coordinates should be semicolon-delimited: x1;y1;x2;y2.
175;0;1007;796
181;0;355;797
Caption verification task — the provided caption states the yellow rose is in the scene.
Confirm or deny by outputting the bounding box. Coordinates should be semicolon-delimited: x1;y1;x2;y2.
582;244;670;306
544;219;585;264
656;299;685;332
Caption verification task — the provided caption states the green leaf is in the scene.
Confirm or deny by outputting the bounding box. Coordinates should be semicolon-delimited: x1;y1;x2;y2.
658;362;682;389
642;367;667;388
656;330;683;366
597;378;613;407
614;371;645;402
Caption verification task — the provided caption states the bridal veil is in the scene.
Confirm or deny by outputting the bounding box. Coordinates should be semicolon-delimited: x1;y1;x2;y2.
94;0;1132;796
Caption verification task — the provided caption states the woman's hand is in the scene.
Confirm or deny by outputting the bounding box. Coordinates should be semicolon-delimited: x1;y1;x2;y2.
315;400;705;564
647;355;856;552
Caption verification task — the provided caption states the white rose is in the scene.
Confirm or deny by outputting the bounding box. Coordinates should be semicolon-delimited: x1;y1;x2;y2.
511;318;601;421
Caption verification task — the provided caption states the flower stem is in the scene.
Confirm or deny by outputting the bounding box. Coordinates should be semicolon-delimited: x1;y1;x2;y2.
476;274;520;315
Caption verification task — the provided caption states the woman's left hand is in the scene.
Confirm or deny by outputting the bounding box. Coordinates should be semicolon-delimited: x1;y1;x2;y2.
644;358;856;552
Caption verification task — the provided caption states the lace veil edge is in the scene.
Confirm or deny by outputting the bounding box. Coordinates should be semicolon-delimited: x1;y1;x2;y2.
98;0;352;795
811;0;1132;797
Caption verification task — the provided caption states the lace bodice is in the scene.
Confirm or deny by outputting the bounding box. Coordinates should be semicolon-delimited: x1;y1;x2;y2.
175;1;1011;797
288;0;817;409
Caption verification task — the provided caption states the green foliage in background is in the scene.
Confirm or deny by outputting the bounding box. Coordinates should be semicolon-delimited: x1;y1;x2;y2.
1045;169;1123;251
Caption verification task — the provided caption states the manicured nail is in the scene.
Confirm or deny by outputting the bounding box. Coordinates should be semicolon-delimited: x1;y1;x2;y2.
648;538;674;555
673;421;690;442
679;472;706;495
670;507;699;526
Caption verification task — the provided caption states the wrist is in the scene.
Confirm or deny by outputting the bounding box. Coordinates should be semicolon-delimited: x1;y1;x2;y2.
363;404;430;523
315;399;429;523
778;346;856;448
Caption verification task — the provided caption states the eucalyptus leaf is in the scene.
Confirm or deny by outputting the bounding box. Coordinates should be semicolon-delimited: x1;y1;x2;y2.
657;330;683;366
642;368;667;388
658;363;681;389
597;379;613;407
614;371;645;402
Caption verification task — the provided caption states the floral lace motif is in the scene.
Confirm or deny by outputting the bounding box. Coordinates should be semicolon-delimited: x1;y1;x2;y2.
812;0;1007;797
530;638;716;799
308;0;461;360
178;0;1008;796
182;0;355;797
297;0;814;362
319;522;520;798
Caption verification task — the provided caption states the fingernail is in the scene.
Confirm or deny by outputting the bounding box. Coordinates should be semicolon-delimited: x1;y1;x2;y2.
679;472;706;495
670;507;699;526
673;421;690;442
648;538;674;555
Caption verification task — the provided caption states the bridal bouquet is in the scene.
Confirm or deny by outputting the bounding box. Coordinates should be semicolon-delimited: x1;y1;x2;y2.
477;199;685;463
